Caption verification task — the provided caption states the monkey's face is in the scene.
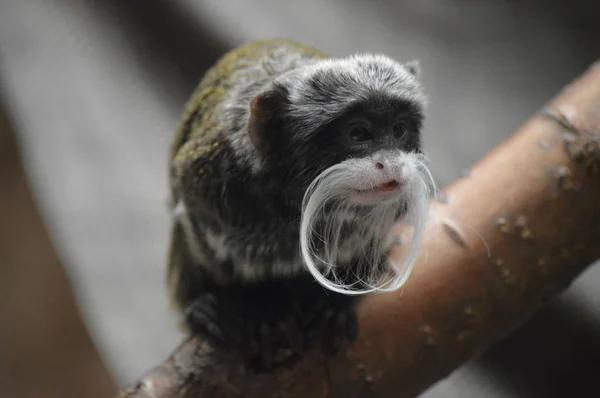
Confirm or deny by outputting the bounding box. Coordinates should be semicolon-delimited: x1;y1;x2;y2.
278;97;425;207
287;99;433;295
244;55;433;295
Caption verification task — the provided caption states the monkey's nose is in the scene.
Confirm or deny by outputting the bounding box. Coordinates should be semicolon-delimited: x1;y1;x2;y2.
373;153;389;170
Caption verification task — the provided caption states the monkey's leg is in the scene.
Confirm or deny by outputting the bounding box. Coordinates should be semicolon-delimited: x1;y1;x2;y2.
184;274;359;373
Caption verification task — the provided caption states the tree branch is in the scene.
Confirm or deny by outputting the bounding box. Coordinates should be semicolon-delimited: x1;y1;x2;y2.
117;61;600;398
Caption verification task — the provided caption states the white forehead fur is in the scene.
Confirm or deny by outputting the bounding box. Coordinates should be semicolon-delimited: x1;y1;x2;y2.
220;51;426;171
274;53;427;134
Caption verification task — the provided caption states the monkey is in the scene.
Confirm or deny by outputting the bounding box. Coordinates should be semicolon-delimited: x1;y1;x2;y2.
167;38;434;372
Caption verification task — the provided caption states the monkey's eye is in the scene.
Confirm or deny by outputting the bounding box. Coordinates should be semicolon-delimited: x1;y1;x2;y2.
348;126;373;142
393;121;408;138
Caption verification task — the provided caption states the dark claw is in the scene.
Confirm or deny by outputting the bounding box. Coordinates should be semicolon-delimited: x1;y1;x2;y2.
185;293;247;347
185;304;226;346
301;299;325;327
259;323;274;370
278;316;305;355
322;311;346;355
319;297;360;356
346;309;359;342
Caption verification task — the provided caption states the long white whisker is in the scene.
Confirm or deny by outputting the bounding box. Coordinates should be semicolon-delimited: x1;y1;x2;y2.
299;149;433;295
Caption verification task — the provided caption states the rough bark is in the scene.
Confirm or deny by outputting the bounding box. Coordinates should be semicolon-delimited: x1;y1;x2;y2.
117;61;600;398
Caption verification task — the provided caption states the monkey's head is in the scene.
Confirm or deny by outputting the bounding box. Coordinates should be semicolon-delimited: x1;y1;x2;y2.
245;54;434;295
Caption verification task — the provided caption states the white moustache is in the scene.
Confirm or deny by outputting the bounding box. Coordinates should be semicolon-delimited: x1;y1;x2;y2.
299;149;435;295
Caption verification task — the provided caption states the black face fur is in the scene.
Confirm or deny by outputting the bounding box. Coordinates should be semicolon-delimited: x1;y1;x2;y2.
256;94;424;209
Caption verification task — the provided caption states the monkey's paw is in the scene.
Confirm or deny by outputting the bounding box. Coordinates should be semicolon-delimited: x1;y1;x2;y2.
184;283;359;373
184;291;311;373
304;295;359;357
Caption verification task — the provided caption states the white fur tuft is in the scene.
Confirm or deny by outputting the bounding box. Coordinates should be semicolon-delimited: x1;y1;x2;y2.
299;149;434;295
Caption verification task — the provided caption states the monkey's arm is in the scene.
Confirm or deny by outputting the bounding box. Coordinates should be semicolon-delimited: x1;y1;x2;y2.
166;138;225;310
118;62;600;398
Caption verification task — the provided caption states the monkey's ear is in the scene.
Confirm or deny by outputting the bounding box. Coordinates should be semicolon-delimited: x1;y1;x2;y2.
248;89;285;154
404;59;422;79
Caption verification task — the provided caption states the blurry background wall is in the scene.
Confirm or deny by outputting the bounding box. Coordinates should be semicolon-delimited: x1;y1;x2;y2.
1;0;599;396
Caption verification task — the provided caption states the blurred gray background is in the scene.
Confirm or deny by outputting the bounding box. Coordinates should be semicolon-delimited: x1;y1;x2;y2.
1;0;600;396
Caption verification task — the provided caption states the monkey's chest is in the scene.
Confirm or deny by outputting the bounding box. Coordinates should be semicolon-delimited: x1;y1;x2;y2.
199;225;304;282
198;213;387;283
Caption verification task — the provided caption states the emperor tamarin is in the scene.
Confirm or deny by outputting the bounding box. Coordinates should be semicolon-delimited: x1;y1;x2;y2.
167;38;434;372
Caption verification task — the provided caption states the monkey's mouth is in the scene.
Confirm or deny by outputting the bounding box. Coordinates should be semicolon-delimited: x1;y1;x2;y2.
351;180;402;205
378;180;400;192
355;180;400;193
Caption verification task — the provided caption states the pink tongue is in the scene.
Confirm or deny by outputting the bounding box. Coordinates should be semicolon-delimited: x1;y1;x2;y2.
379;181;399;191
